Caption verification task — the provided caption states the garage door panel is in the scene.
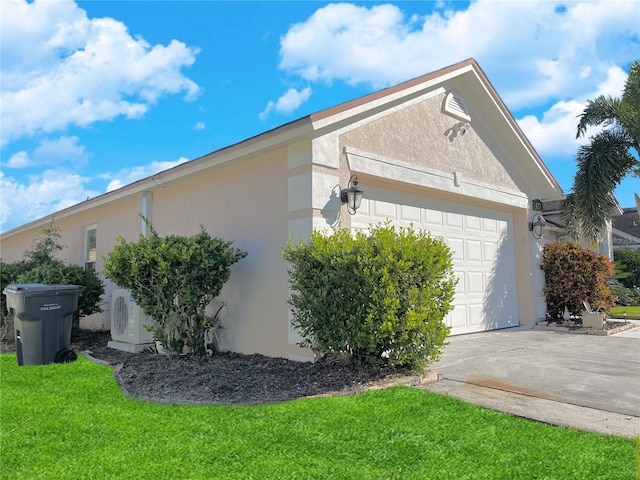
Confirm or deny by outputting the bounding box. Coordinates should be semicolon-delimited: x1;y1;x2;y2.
446;212;464;229
466;271;484;294
374;200;395;219
424;208;444;227
448;237;465;261
465;239;483;262
465;215;482;231
454;272;465;295
448;306;468;332
353;185;519;335
482;218;498;234
357;198;371;216
483;241;498;263
469;304;485;326
399;205;421;223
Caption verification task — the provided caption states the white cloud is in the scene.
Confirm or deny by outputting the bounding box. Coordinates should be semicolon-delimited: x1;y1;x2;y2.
194;122;206;131
105;158;190;192
278;1;639;110
517;66;629;158
518;100;587;157
5;136;88;169
0;169;100;233
6;151;32;169
0;157;190;233
0;0;201;146
5;136;88;168
35;136;89;165
260;87;312;120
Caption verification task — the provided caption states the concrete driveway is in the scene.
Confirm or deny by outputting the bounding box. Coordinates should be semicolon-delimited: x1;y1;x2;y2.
423;323;640;438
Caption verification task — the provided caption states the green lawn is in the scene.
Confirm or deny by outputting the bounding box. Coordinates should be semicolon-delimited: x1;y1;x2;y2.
610;305;640;319
0;354;636;479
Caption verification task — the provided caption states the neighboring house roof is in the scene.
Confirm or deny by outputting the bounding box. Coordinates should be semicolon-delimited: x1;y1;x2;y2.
1;58;564;239
613;208;640;247
541;199;562;213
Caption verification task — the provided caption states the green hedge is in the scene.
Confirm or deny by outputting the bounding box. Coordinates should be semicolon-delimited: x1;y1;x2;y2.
283;223;457;371
103;224;247;356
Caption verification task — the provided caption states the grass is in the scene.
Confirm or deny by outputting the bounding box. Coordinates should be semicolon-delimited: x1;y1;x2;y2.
1;354;636;480
610;305;640;319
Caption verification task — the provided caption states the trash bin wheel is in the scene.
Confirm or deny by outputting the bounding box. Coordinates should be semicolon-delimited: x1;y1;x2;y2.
55;349;77;364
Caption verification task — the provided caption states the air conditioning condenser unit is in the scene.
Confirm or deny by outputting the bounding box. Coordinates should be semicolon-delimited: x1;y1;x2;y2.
108;289;155;353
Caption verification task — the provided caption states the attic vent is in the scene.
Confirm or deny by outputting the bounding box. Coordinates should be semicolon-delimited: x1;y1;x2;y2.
442;91;471;123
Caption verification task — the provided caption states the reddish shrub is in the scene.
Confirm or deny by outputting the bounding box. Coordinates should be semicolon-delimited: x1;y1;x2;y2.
541;241;616;319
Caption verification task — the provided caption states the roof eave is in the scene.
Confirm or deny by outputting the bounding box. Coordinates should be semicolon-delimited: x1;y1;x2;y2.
1;117;313;239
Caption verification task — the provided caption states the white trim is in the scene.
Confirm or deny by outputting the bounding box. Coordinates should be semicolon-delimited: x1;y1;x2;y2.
84;224;97;271
344;146;529;209
142;191;153;238
311;66;474;131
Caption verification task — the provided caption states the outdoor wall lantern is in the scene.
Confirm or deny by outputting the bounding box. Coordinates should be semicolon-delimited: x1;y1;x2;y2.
341;175;364;215
529;214;547;240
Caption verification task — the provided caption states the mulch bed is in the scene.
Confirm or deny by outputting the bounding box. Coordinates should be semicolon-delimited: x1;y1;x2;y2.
1;330;424;405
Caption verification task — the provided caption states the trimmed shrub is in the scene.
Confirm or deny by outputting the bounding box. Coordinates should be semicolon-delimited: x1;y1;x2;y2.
541;241;616;318
283;222;457;371
16;262;104;324
103;224;247;356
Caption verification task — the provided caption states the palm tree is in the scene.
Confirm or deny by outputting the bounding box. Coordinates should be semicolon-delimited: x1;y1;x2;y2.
561;61;639;244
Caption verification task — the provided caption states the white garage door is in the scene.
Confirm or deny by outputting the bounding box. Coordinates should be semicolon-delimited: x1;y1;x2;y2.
352;186;519;335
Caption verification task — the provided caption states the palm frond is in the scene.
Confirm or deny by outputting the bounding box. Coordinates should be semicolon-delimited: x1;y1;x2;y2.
620;60;640;150
572;130;637;243
576;96;621;139
558;194;580;241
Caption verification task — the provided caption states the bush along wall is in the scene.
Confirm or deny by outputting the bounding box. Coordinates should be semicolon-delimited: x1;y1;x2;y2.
1;223;104;338
103;223;247;356
540;241;616;319
283;222;458;372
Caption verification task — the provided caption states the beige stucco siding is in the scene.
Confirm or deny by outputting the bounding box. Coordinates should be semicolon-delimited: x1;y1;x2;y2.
1;195;142;266
339;93;520;192
149;149;293;358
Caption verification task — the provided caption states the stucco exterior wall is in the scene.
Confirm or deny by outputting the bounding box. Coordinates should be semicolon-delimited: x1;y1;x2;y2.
339;93;520;192
148;149;297;359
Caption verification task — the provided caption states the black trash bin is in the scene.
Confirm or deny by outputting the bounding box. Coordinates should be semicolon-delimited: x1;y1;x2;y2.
3;284;86;366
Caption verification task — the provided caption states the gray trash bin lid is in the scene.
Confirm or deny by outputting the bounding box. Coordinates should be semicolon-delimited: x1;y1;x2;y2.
3;283;86;296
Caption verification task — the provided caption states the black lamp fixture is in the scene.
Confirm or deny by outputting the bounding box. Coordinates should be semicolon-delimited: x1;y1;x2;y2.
340;175;364;215
531;198;543;212
528;214;546;239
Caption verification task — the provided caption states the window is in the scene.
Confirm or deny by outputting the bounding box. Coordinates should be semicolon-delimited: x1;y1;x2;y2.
85;225;97;272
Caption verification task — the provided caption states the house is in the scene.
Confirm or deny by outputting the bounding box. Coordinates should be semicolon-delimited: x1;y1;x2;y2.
539;199;615;259
0;59;565;361
613;207;640;251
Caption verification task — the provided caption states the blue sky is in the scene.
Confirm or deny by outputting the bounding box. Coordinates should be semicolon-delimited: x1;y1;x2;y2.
1;0;639;233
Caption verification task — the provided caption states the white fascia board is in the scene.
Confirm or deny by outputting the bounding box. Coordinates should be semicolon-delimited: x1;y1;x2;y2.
345;146;529;209
311;66;474;133
463;69;563;200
